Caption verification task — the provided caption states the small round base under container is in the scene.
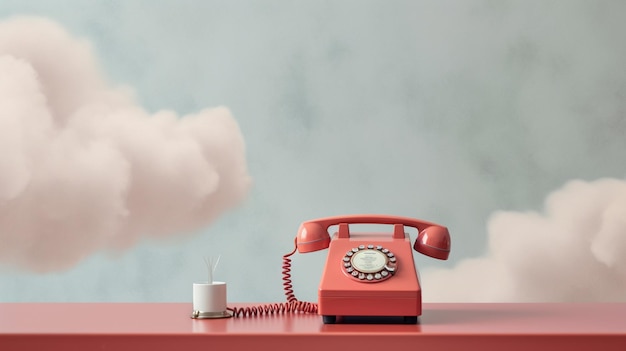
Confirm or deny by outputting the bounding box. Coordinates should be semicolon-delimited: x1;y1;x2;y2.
191;310;232;319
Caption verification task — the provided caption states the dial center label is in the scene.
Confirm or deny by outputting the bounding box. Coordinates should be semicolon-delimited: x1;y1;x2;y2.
351;250;387;273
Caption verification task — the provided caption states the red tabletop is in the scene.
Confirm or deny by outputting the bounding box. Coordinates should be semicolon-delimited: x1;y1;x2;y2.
1;303;625;350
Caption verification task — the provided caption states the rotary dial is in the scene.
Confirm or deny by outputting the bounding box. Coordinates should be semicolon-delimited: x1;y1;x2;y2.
341;244;397;282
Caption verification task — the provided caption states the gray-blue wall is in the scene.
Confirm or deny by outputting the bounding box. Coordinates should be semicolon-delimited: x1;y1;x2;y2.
1;0;625;303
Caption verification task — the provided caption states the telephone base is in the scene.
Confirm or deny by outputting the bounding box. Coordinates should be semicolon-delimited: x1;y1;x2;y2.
322;315;419;325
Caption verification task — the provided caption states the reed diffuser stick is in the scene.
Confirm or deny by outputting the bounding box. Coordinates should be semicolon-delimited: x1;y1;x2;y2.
203;255;221;284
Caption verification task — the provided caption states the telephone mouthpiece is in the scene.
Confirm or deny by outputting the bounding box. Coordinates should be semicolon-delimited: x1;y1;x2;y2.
296;222;331;253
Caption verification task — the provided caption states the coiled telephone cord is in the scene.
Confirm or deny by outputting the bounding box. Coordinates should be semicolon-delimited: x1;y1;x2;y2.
227;238;318;317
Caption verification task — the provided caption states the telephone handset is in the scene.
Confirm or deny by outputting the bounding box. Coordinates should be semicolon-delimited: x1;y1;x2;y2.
296;214;451;259
228;214;450;324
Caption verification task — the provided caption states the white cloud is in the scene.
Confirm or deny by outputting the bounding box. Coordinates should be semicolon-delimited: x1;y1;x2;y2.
0;16;251;272
423;178;626;302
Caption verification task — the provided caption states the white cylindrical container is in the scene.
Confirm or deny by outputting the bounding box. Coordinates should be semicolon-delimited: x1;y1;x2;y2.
191;281;231;319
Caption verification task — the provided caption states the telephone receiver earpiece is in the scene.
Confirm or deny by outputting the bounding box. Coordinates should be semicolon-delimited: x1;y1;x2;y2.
414;225;451;260
296;214;451;260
